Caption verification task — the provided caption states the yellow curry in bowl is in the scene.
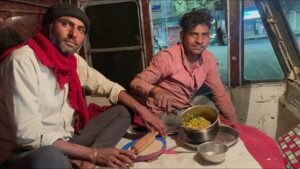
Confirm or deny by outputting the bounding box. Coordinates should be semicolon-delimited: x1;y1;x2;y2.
181;112;212;130
180;105;219;142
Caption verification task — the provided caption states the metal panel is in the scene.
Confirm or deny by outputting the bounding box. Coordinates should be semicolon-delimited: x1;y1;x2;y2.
228;0;242;87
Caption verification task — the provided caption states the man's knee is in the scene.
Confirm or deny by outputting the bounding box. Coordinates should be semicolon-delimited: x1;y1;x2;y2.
113;105;131;119
29;146;71;169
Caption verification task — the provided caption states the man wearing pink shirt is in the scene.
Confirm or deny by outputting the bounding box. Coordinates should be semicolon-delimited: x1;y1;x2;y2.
130;9;238;127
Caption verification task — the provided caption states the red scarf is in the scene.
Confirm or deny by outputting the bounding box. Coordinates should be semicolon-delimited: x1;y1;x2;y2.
0;32;89;133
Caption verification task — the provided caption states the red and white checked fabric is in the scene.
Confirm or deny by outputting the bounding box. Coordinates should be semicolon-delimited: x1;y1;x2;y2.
278;124;300;169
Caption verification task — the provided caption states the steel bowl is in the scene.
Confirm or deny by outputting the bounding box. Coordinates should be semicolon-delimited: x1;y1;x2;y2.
181;105;219;142
197;141;228;163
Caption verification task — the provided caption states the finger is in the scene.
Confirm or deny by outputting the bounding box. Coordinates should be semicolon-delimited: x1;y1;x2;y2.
156;125;167;138
162;97;168;111
172;102;181;109
159;121;168;138
117;154;134;166
107;161;118;168
113;158;128;168
143;119;153;132
152;119;167;138
119;149;137;161
107;154;128;168
153;96;158;107
156;96;162;108
167;100;173;113
161;123;167;137
152;124;162;137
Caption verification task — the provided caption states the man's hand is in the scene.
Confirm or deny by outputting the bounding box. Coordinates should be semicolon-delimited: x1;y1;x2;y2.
95;148;136;168
138;107;167;138
149;86;176;113
117;91;167;137
52;140;136;169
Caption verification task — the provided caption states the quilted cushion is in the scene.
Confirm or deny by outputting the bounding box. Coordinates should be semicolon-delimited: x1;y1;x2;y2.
277;124;300;169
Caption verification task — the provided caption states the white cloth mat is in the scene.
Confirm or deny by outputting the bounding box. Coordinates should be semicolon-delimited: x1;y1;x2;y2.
115;136;262;168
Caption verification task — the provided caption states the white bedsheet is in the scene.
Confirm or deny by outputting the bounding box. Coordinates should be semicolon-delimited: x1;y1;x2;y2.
116;136;262;168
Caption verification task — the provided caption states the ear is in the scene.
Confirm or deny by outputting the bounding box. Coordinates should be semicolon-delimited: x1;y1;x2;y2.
180;30;184;42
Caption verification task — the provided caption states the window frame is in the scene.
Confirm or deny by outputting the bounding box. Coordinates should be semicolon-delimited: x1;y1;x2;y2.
243;0;300;84
79;0;148;88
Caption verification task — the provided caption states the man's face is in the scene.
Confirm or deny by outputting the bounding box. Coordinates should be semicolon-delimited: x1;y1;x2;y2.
180;24;210;57
49;16;86;56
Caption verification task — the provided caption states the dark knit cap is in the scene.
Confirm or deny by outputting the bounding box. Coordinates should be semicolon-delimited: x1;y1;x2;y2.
42;3;90;31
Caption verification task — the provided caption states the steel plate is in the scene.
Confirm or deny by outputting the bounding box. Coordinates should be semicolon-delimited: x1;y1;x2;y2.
177;125;239;150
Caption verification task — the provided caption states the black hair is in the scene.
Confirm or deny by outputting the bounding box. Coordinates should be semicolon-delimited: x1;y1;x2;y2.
179;9;211;32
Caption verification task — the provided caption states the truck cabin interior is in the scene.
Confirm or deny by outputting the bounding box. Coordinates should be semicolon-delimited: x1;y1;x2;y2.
0;0;299;167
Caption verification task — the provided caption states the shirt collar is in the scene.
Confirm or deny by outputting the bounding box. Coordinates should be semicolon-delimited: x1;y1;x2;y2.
179;44;204;72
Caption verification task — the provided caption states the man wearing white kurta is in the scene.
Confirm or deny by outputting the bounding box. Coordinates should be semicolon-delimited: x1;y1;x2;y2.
0;3;166;169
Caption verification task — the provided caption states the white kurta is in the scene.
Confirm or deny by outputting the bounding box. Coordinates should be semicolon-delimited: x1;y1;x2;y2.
0;45;124;161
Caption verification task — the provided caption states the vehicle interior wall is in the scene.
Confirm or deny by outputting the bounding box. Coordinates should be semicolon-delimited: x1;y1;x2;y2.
228;0;300;139
231;83;286;139
277;81;300;138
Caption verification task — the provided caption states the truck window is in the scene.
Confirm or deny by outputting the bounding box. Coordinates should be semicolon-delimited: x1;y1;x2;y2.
150;0;229;85
280;0;300;56
83;0;146;89
243;0;284;81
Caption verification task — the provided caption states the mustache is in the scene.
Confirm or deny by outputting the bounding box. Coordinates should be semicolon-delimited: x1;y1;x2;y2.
63;38;78;46
192;45;205;48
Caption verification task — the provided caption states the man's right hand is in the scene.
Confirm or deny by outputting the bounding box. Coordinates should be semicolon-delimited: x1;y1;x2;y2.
95;148;136;168
149;86;175;113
